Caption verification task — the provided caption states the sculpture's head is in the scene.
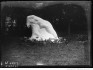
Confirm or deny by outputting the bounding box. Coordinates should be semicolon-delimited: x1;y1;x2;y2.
26;15;39;28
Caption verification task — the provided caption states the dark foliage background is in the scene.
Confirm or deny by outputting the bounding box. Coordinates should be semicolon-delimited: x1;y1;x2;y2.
1;3;88;37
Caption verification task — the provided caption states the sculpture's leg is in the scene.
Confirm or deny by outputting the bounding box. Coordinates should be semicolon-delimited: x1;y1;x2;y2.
38;20;58;39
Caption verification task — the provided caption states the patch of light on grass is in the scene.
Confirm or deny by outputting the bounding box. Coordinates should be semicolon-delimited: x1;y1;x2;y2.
36;62;45;65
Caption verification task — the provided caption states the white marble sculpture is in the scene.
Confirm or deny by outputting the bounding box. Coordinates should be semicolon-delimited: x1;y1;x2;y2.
26;15;58;41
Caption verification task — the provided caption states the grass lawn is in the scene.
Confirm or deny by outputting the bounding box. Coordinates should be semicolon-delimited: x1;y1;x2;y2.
1;34;90;67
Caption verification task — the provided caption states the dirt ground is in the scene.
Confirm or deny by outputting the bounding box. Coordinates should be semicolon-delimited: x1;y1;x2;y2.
1;35;90;67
